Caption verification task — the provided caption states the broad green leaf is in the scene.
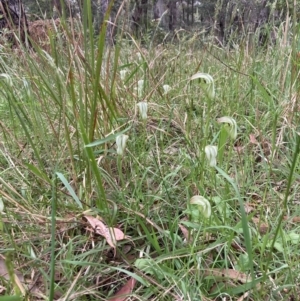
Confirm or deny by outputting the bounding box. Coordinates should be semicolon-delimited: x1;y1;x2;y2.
85;126;131;148
25;163;51;183
56;172;82;209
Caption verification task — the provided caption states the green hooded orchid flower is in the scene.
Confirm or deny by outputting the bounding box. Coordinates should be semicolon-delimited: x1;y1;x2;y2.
190;72;215;99
205;145;218;167
137;101;148;120
217;116;237;139
116;134;129;156
190;195;211;219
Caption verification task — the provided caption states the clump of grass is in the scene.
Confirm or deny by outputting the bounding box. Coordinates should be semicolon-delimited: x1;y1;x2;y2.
0;4;300;301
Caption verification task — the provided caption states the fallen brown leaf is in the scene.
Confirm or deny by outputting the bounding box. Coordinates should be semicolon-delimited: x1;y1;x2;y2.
234;145;244;154
258;223;269;235
234;138;244;154
283;216;300;223
292;216;300;223
249;134;258;145
178;224;190;243
108;278;136;301
244;203;255;214
84;215;129;252
252;217;269;235
204;268;251;284
204;268;260;299
0;285;6;294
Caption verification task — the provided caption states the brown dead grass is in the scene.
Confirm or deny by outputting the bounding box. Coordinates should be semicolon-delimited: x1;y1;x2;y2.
28;18;82;51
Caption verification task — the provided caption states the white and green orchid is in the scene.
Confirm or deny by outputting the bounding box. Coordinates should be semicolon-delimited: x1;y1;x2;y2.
190;195;211;219
190;72;215;99
205;145;218;167
116;134;129;156
137;101;148;120
217;116;237;139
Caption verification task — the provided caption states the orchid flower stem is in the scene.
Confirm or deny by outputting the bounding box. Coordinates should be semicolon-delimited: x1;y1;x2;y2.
117;156;125;188
215;165;254;283
211;168;217;189
187;98;196;140
218;126;229;166
140;121;147;152
199;147;206;188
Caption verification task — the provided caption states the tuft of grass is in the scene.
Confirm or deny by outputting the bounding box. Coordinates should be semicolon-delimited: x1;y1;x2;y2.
0;5;300;301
